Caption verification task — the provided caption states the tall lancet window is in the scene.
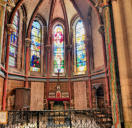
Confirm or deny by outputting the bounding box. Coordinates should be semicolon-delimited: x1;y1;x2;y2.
74;20;86;74
30;21;42;72
53;24;64;74
9;11;19;67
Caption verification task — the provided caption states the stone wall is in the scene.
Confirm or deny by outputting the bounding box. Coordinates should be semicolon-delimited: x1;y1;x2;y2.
73;81;87;110
30;82;44;111
91;9;104;70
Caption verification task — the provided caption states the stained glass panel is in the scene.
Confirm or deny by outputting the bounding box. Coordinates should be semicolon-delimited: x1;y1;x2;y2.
75;20;86;74
30;21;41;72
9;11;19;67
9;45;16;57
9;56;16;67
53;25;64;73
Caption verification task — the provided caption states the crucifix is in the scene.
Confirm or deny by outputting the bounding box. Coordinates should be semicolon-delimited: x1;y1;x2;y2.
57;69;60;84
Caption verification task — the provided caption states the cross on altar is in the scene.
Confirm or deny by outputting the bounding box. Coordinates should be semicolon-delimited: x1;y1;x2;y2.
57;69;60;84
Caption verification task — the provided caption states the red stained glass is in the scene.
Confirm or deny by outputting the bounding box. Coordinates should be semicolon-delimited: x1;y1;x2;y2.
53;25;64;73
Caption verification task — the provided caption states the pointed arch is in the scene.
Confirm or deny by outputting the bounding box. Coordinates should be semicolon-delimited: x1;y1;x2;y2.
30;20;42;72
53;23;65;74
9;0;24;24
73;19;87;75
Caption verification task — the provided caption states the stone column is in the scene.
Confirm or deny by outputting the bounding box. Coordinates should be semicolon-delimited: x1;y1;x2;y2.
85;39;92;108
2;24;15;110
66;44;72;106
45;44;51;109
66;44;72;76
98;0;122;127
21;17;27;72
98;24;110;107
25;38;31;88
46;44;51;77
111;0;132;127
0;0;7;64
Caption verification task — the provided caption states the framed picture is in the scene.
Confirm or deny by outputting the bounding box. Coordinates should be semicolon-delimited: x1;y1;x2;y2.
0;111;8;124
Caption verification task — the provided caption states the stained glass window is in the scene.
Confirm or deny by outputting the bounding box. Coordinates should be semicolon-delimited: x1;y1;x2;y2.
53;25;64;73
74;20;86;74
9;11;19;67
30;21;41;72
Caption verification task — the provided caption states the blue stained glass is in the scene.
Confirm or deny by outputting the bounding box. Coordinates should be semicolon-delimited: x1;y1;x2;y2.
10;35;18;46
9;11;19;67
75;20;87;74
30;21;41;72
32;21;41;29
9;56;16;67
31;27;41;37
9;46;16;57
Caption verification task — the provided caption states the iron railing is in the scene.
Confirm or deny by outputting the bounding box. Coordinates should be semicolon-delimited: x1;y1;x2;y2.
0;109;112;128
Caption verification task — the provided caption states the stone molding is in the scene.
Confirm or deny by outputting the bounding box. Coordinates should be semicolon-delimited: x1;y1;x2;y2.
7;24;16;35
0;0;7;6
25;38;31;47
98;24;104;34
23;16;27;23
6;0;15;12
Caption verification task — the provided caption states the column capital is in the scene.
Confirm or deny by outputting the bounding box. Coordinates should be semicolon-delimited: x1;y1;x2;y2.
95;0;111;8
6;0;15;12
23;16;27;23
25;38;31;47
7;24;16;35
98;24;104;34
103;0;111;7
0;0;7;6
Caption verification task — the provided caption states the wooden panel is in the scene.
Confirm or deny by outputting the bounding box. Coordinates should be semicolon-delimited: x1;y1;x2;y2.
74;81;87;110
15;88;30;110
7;80;24;110
30;82;44;111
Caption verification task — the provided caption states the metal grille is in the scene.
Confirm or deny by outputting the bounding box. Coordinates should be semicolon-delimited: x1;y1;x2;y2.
0;109;112;128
